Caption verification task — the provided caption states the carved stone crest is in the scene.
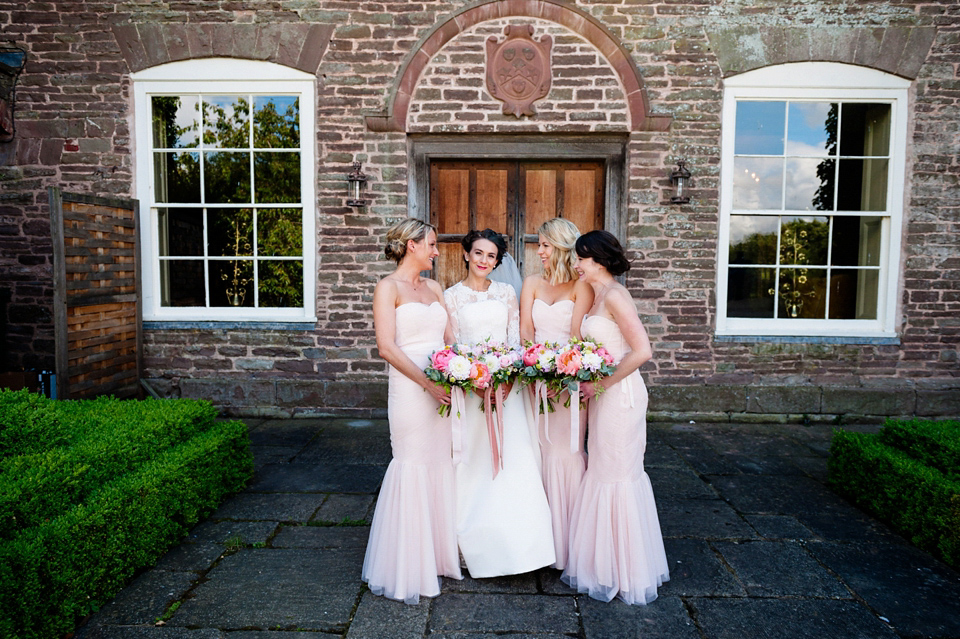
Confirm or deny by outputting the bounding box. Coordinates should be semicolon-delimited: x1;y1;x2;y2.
485;24;553;118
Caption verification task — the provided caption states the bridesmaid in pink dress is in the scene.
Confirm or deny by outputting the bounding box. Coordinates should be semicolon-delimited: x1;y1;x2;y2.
562;230;669;604
519;218;593;570
362;218;462;604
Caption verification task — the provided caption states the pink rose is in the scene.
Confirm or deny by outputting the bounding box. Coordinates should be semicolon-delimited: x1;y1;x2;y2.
555;349;582;376
469;361;492;389
523;344;543;367
431;348;456;372
596;347;614;366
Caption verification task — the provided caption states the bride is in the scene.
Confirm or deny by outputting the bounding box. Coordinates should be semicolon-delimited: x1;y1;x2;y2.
444;229;556;578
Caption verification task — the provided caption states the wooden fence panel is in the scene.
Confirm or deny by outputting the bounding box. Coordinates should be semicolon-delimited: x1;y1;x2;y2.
49;188;141;399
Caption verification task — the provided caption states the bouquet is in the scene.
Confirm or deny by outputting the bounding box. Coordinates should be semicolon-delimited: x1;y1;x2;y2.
554;337;616;404
424;343;492;417
518;340;564;413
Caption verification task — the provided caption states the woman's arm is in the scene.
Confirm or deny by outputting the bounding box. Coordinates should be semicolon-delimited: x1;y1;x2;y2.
519;275;540;343
570;278;594;340
374;278;450;405
580;287;652;399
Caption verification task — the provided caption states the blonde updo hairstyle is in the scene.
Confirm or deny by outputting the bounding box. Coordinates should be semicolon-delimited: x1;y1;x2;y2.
538;218;581;285
384;218;436;264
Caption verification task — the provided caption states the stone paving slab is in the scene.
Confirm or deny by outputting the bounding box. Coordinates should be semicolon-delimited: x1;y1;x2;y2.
712;540;850;597
311;493;375;523
580;595;700;639
691;598;900;639
208;492;327;522
344;591;430;639
82;569;197;626
705;474;851;514
659;538;746;597
647;466;719;499
743;514;816;540
169;547;363;632
247;419;325;448
807;541;960;638
153;542;225;572
657;497;757;539
247;462;385;493
442;571;540;594
271;524;369;550
80;628;226;639
429;593;579;635
186;520;280;546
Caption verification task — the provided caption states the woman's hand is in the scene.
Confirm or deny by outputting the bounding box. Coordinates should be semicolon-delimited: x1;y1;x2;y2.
424;381;451;405
579;381;603;401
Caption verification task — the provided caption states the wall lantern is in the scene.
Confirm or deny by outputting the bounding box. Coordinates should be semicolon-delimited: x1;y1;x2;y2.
0;47;27;143
670;159;691;205
346;161;368;207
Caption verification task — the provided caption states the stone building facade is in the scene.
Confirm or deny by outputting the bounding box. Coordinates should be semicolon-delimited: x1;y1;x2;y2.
0;0;957;421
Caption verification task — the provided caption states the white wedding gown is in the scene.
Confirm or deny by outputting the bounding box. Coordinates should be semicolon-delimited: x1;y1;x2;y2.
445;281;556;577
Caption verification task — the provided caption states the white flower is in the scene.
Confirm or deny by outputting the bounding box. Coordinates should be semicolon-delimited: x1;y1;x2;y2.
581;351;603;371
482;353;501;373
537;351;556;372
447;355;472;381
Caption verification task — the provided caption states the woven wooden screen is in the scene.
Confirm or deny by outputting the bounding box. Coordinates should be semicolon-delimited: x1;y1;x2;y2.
49;188;141;399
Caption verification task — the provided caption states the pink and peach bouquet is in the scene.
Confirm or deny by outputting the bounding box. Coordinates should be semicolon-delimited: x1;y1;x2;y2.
425;341;523;415
520;337;616;410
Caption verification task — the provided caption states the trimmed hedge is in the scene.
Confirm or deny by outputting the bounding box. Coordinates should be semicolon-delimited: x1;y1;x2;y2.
828;428;960;570
0;391;253;639
877;419;960;482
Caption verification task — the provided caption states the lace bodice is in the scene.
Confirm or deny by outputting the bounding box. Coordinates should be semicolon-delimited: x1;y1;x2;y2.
444;280;521;348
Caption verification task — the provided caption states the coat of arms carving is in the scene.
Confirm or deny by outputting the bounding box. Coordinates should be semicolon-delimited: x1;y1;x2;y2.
485;24;553;118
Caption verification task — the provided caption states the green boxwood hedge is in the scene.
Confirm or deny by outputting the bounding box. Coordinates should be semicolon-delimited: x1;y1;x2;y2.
828;427;960;570
877;419;960;482
0;390;253;639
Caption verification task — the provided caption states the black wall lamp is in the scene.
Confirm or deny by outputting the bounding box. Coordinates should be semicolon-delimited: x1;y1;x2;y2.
670;159;691;205
0;47;26;143
346;161;368;207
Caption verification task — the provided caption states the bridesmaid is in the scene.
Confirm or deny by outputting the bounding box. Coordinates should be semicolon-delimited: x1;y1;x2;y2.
518;218;593;570
562;230;669;604
362;218;462;604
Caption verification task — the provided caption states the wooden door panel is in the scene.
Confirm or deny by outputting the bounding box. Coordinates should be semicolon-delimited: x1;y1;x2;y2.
430;159;604;287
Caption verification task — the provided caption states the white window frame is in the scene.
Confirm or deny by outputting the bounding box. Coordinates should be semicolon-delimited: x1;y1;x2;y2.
133;58;317;322
716;62;909;339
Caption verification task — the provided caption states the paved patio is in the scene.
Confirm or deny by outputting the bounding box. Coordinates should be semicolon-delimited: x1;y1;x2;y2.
76;418;960;639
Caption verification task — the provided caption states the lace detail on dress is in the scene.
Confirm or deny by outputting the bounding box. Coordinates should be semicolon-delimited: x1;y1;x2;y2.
444;281;521;348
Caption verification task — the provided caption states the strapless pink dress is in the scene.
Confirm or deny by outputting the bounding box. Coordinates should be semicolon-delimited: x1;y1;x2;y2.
531;298;587;570
361;302;462;604
561;314;669;605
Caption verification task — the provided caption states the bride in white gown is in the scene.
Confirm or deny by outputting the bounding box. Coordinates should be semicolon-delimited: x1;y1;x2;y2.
445;229;556;578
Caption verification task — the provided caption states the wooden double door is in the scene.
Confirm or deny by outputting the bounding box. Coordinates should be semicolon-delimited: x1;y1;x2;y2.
429;159;605;289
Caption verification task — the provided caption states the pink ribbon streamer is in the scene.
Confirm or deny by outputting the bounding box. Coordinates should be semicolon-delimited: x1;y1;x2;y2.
534;380;550;447
450;386;465;466
569;380;580;454
483;385;505;479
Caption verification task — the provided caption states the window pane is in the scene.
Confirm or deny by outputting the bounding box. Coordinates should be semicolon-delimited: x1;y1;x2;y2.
258;209;302;256
786;102;835;156
839;103;891;156
208;209;253;257
152;96;199;149
779;217;828;265
254;152;300;203
254;96;299;148
258;261;304;308
160;260;205;306
729;215;778;265
829;269;879;319
154;152;200;203
203;95;250;149
204;151;251;204
785;158;829;211
831;216;882;267
210;259;254;307
837;159;888;211
735;101;785;155
775;268;827;318
727;267;775;318
733;157;783;210
158;208;203;257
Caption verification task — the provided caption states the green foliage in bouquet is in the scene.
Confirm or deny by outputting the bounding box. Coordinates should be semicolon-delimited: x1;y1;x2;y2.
0;390;253;639
828;420;960;570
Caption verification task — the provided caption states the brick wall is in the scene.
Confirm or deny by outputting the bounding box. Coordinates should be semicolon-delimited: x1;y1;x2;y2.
1;1;957;417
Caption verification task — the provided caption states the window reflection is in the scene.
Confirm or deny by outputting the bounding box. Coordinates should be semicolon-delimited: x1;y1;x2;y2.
258;209;302;256
258;261;304;307
254;152;300;203
774;268;827;319
208;209;253;257
786;102;834;155
152;96;200;149
158;208;203;257
735;101;785;155
203;96;250;149
839;104;890;156
729;215;778;265
210;259;254;307
733;157;783;209
785;158;826;211
831;216;882;267
829;269;878;319
837;159;888;211
154;152;200;203
727;268;775;318
779;217;828;265
161;260;205;307
254;96;299;148
204;151;251;204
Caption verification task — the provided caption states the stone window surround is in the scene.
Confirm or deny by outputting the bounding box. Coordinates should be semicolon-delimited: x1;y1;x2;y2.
131;58;319;324
715;62;910;340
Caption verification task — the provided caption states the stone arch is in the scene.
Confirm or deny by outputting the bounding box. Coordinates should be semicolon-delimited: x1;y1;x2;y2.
706;26;937;80
112;23;335;75
364;0;671;133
